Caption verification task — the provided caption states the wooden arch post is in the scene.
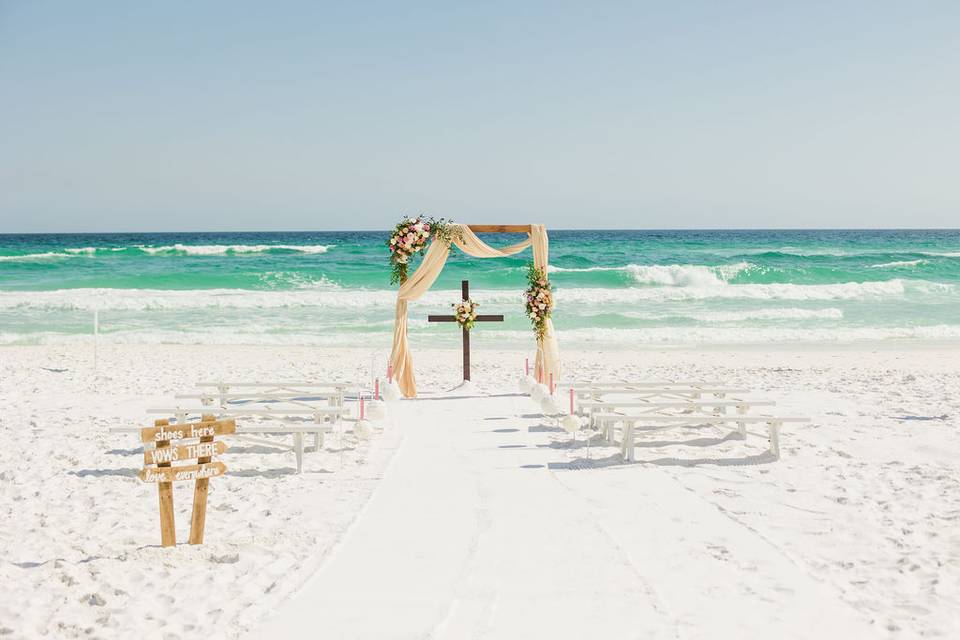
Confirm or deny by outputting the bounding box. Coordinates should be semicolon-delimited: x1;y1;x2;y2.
466;225;532;233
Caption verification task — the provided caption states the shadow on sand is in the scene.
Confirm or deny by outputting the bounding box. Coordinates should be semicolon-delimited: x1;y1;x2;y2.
416;393;523;402
68;468;139;478
528;424;563;433
542;429;775;469
546;450;777;470
227;467;332;478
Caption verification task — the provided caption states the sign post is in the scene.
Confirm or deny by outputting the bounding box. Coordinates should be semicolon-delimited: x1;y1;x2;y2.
188;413;216;545
154;418;176;547
139;416;235;547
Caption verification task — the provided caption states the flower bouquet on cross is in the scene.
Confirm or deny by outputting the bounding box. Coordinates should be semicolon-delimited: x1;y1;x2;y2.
387;215;462;284
452;299;480;331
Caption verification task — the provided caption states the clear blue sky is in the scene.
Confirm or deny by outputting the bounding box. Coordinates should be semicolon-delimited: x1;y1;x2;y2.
1;1;958;232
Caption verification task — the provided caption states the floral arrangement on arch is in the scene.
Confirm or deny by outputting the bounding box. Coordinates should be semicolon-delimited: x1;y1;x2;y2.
387;215;461;284
452;299;480;331
525;264;553;340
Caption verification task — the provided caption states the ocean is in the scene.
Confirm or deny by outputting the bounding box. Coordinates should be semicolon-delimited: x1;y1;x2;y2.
2;229;959;349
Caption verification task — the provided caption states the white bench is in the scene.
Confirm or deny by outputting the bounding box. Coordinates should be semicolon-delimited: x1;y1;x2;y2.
574;387;751;413
193;381;349;408
570;380;724;390
592;412;810;461
140;404;344;473
167;405;342;470
578;399;777;433
175;390;344;409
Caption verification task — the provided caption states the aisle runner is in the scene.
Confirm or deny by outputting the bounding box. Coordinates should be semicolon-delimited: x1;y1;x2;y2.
251;392;872;639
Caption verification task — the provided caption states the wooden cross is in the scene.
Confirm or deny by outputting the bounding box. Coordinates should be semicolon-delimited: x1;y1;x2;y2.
427;280;503;381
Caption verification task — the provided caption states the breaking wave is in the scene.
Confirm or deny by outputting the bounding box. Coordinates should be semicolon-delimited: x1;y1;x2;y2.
0;244;333;261
134;244;333;256
869;259;926;268
548;262;753;286
622;308;845;322
0;279;950;312
6;323;960;347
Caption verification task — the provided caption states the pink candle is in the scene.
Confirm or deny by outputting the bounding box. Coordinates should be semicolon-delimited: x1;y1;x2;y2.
525;358;529;376
360;393;365;420
387;361;393;383
375;378;380;400
569;388;574;414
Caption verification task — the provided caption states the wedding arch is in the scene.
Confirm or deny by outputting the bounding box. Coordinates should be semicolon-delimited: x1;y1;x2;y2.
389;223;561;398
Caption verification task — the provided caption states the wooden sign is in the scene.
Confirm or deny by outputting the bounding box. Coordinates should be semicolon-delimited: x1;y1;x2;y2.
139;461;227;483
137;414;230;547
140;418;236;443
144;441;227;465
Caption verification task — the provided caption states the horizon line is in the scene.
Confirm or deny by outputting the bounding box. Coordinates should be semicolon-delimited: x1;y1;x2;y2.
3;227;960;236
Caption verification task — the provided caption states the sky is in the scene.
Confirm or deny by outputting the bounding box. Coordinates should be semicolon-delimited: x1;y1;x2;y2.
1;1;959;232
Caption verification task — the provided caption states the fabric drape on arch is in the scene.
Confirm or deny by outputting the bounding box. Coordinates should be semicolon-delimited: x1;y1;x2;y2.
389;224;561;398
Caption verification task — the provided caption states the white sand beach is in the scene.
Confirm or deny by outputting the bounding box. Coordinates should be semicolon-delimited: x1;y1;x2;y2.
2;343;958;639
6;1;960;637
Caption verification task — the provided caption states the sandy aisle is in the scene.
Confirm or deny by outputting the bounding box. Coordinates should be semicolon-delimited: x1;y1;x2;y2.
252;388;873;639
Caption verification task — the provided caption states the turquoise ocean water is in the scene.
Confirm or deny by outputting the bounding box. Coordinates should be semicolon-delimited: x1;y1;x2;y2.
2;230;959;349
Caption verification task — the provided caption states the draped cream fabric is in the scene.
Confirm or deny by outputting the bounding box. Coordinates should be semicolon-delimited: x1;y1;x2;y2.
389;224;562;397
530;224;561;387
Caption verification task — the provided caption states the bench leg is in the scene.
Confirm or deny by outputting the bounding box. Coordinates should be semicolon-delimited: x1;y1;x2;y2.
768;421;781;459
294;432;304;473
620;423;634;461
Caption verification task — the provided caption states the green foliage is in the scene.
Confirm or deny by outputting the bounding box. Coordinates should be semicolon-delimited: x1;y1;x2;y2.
387;215;462;285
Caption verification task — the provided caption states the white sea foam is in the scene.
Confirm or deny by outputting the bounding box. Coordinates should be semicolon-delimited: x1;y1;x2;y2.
0;244;333;261
870;259;926;268
256;272;341;289
548;262;753;286
0;279;950;312
623;308;845;322
135;244;333;255
773;246;848;257
6;323;960;347
0;251;69;262
519;325;960;345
